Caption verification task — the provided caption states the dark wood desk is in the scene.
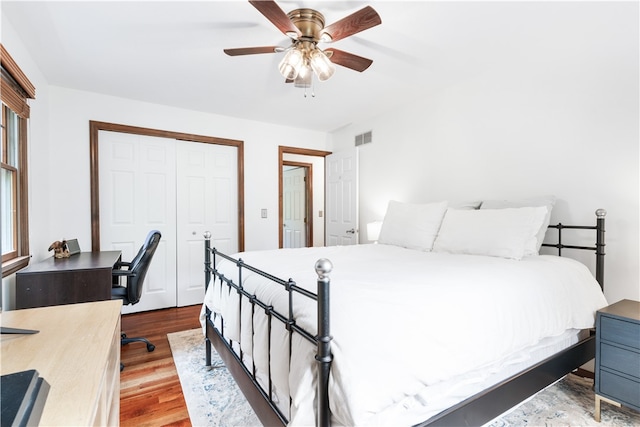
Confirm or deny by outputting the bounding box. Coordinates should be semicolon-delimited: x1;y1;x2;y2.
15;251;121;309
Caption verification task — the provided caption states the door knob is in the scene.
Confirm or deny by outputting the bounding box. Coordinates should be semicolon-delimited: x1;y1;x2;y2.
346;229;355;234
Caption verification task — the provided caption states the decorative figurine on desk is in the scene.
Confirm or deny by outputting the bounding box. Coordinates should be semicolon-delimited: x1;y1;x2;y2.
48;240;69;258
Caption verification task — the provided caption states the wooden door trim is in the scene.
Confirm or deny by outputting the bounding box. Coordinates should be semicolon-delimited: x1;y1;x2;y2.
90;120;245;251
278;146;331;248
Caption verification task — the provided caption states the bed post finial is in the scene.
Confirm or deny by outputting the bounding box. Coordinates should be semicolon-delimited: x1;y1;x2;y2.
204;231;211;240
315;258;333;277
596;208;606;218
315;258;332;427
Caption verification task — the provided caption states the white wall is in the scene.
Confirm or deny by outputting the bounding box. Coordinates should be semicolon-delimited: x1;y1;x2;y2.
330;5;639;304
47;87;329;256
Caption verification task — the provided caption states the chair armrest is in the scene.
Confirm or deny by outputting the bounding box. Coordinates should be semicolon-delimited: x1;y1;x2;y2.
114;261;132;269
112;269;136;278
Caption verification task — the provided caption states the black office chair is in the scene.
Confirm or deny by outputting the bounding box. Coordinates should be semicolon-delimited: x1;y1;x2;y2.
112;230;161;370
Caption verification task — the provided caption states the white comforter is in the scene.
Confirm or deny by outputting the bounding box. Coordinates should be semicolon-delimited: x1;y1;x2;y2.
201;244;608;426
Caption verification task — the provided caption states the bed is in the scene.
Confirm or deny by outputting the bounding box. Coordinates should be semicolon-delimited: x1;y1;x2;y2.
200;198;608;426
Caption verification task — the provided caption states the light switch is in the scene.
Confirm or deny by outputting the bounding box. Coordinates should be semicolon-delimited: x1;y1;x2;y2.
261;209;268;218
319;210;323;218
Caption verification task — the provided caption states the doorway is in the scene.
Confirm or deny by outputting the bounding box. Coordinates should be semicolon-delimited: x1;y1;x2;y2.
283;162;312;248
278;146;331;248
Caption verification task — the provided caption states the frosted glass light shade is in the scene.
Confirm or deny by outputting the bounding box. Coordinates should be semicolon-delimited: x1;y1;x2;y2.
309;49;335;81
279;48;304;80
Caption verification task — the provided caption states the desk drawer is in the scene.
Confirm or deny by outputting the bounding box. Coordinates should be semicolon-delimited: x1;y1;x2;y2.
599;370;640;410
601;343;640;379
600;316;640;350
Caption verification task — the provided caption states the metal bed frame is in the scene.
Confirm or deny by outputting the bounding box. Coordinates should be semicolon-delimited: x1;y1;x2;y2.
203;209;606;426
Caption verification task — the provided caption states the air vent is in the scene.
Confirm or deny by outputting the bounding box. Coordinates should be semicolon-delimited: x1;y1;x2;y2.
354;130;373;146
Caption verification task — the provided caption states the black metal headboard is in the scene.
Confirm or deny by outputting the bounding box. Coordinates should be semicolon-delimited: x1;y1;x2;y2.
541;208;606;289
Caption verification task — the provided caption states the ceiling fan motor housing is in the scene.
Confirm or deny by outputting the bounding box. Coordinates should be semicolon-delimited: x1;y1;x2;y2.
287;9;326;41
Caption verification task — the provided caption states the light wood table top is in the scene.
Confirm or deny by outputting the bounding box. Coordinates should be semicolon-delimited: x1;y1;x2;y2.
1;300;122;426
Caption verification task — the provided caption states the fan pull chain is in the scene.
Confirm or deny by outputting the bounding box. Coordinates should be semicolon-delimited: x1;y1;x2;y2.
304;79;316;98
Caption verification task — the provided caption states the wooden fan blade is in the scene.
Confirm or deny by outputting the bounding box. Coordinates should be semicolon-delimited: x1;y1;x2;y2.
322;6;381;43
249;0;301;37
325;48;373;72
224;46;279;56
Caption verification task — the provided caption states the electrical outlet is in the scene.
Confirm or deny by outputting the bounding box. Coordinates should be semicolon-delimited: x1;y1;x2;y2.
261;209;268;218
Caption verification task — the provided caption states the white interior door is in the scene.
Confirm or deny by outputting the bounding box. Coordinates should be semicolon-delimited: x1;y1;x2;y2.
99;131;177;313
176;141;238;307
326;148;359;246
283;166;307;248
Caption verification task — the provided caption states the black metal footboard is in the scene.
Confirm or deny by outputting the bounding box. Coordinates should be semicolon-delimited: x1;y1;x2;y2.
203;232;333;427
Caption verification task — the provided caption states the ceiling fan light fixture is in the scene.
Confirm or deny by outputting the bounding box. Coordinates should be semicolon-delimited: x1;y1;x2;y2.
278;47;304;80
227;2;381;89
309;48;335;81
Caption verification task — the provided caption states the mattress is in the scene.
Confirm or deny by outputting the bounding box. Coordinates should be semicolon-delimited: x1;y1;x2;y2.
201;243;608;426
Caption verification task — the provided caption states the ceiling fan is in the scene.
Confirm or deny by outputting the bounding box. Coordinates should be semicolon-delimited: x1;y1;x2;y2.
223;0;382;87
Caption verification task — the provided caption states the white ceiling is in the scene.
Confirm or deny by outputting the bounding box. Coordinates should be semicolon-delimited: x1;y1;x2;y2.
1;1;626;132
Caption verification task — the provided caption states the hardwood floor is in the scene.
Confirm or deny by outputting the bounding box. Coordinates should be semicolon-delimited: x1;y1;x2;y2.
119;304;202;427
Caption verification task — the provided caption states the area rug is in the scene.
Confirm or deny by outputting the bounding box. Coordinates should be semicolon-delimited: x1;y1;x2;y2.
168;328;261;427
169;328;640;426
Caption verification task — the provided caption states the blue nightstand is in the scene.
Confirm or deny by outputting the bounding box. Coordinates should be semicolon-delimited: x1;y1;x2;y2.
595;299;640;421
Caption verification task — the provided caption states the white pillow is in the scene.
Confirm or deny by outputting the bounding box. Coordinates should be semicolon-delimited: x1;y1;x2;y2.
433;206;549;260
480;195;556;255
378;200;448;251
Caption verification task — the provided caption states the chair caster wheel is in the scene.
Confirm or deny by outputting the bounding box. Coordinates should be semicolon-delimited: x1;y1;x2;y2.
147;344;155;352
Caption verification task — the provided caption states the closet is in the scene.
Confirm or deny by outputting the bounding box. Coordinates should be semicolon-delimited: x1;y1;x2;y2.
98;130;239;313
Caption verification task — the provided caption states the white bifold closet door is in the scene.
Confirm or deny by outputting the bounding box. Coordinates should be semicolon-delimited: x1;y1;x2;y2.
99;132;238;313
175;140;238;307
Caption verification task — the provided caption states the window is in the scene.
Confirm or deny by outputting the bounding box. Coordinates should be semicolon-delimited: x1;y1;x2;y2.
1;44;35;277
2;107;19;260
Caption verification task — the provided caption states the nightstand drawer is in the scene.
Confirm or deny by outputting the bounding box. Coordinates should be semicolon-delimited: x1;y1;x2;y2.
600;370;640;410
600;316;640;350
601;343;640;378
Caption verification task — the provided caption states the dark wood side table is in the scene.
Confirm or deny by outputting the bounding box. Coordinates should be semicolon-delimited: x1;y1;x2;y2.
595;299;640;421
15;251;121;309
